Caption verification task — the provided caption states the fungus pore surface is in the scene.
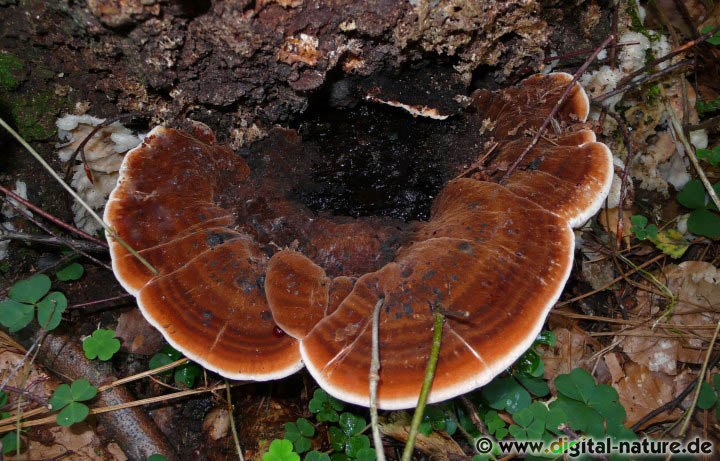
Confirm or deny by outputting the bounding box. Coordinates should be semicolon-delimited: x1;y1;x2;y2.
105;73;613;408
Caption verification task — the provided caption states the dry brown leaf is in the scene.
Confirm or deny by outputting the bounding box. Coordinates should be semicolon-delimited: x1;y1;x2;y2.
115;309;166;355
619;261;720;374
597;207;633;246
541;327;601;388
614;361;680;430
604;352;625;385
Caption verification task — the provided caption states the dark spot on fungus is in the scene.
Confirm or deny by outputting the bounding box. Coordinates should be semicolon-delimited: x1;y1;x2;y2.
260;310;272;321
458;241;473;254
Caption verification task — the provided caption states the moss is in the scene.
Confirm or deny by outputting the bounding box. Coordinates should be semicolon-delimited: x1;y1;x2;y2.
0;52;24;91
7;89;68;141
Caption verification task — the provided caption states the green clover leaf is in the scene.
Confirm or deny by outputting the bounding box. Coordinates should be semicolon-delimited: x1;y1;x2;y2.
83;329;121;361
263;439;300;461
56;262;84;281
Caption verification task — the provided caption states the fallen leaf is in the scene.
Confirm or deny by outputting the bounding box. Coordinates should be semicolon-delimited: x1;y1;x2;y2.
619;261;720;374
614;362;680;430
115;309;166;355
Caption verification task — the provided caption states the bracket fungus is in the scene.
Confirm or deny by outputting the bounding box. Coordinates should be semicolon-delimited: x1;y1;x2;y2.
105;73;613;409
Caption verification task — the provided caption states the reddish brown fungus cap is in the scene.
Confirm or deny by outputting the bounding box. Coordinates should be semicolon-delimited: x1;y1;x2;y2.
106;72;613;407
105;126;302;380
265;73;612;409
295;179;574;408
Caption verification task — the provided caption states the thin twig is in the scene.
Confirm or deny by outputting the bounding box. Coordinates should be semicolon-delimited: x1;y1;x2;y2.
593;59;694;103
676;321;720;441
62;117;121;185
614;26;717;90
0;330;49;396
459;396;490;437
557;253;666;306
609;1;619;68
605;112;638;246
67;293;134;310
0;384;235;433
0;385;47;406
0;184;107;247
631;349;720;432
2;197;112;271
0;117;158;276
369;298;386;461
0;229;107;253
97;358;190;393
663;88;720;211
400;311;444;461
226;380;245;461
502;34;614;180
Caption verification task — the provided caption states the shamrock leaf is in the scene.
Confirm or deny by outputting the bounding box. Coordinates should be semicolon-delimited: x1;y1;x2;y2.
83;329;121;361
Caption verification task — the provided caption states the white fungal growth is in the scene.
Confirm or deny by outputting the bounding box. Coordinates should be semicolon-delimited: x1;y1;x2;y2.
0;181;30;261
56;115;143;234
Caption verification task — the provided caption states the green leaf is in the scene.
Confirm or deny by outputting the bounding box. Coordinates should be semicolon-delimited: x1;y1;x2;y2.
0;299;34;332
263;439;300;461
149;351;174;371
630;215;658;240
309;388;343;423
49;384;73;410
346;435;370;458
293;437;311;454
515;373;550;397
418;421;432;436
697;381;718;410
8;274;51;304
56;401;89;426
56;263;84;281
688;209;720;239
535;330;556;347
305;451;331;461
305;452;330;461
82;329;121;361
70;378;97;401
174;362;201;388
147;455;168;461
516;349;544;377
339;412;365;436
482;376;531;414
678;179;707;209
649;229;690;258
328;426;347;451
355;447;377;461
284;420;313;454
554;368;595;403
700;25;720;46
36;292;67;330
1;431;21;455
545;406;567;435
697;95;720;115
697;146;720;166
296;418;315;437
0;390;7;408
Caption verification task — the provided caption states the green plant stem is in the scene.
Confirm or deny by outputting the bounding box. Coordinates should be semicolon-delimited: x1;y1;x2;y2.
400;311;444;461
676;321;720;442
0;116;158;276
369;298;386;461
